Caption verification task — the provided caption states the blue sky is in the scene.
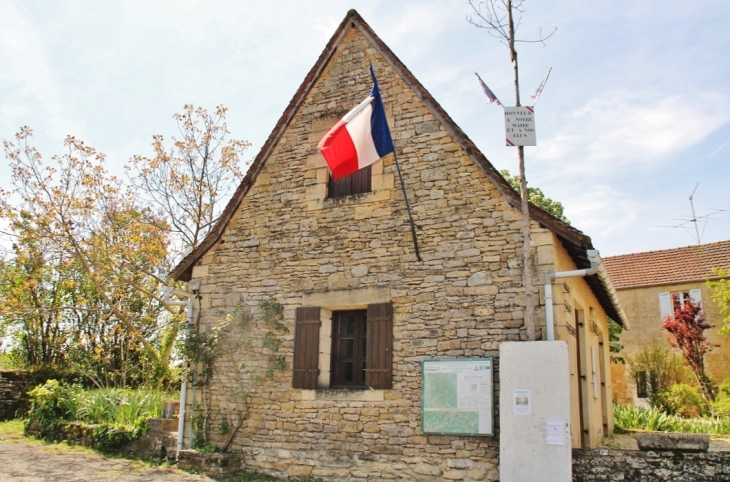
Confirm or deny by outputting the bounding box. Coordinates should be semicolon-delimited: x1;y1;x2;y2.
1;0;728;257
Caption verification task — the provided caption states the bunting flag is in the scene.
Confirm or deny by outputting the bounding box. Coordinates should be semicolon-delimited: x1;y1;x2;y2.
317;66;394;180
475;72;502;106
531;67;552;105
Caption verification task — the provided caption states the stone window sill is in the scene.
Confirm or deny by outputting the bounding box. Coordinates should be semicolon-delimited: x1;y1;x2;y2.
301;388;385;401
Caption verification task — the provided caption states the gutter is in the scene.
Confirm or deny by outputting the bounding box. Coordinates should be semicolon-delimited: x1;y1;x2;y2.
544;249;628;340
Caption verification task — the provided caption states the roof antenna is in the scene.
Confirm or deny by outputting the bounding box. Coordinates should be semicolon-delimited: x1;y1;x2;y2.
655;183;727;244
688;183;701;244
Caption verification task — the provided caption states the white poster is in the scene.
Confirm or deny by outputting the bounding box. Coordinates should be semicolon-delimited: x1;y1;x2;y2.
545;418;567;445
512;388;531;415
504;106;536;146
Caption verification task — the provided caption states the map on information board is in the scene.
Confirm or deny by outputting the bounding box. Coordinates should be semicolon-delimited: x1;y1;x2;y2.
421;358;493;436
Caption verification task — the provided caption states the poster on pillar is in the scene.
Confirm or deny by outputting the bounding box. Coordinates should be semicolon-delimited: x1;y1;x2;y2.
504;106;536;146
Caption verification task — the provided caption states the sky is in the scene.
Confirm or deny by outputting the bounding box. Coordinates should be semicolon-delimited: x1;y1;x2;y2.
1;0;729;257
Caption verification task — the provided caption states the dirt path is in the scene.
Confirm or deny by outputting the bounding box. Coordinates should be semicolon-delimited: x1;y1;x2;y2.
0;422;216;482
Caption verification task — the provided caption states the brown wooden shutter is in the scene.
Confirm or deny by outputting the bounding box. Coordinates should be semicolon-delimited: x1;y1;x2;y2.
366;302;393;389
292;307;320;389
328;165;372;198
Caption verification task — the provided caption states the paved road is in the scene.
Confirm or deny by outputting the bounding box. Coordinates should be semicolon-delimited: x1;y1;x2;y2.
0;433;216;482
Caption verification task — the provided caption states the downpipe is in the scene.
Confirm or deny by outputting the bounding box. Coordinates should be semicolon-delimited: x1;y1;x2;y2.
544;250;600;341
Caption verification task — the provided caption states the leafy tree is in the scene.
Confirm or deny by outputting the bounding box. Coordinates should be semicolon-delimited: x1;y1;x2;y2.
1;127;176;387
127;105;251;261
709;268;730;334
662;294;715;402
607;318;625;364
500;170;569;223
467;0;556;340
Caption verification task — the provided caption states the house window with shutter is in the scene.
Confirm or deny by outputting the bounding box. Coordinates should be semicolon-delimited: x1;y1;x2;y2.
292;302;392;390
659;289;702;321
328;166;372;198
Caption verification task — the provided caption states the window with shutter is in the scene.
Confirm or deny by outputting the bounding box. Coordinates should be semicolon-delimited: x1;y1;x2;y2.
328;165;372;198
292;307;321;389
293;302;393;391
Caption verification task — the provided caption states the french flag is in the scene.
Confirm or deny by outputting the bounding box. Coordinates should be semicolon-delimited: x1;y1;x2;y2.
318;66;394;180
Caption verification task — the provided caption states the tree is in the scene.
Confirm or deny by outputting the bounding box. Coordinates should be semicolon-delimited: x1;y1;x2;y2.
662;294;715;402
467;0;556;341
1;127;177;387
500;170;569;223
709;268;730;334
127;105;251;262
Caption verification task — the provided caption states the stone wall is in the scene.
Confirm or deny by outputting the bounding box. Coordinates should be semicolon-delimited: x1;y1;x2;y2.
0;370;36;420
572;449;730;481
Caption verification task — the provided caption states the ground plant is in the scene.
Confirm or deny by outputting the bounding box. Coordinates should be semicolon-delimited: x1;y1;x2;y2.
613;404;730;435
24;379;175;452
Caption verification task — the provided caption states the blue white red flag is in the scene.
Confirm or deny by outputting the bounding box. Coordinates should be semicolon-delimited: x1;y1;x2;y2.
475;72;502;106
318;66;394;180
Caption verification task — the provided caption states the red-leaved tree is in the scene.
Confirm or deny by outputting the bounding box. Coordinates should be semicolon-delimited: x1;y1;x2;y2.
662;294;715;402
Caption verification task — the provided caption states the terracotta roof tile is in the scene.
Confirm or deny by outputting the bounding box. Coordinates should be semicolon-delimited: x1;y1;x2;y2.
603;240;730;289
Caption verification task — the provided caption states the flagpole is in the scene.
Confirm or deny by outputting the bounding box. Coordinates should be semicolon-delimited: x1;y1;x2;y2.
391;151;422;262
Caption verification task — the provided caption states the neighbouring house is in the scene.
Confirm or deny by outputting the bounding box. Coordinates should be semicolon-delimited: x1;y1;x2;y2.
171;10;627;480
604;240;730;404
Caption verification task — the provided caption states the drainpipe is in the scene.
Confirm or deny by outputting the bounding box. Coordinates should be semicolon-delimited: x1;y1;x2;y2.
161;284;197;457
544;249;600;341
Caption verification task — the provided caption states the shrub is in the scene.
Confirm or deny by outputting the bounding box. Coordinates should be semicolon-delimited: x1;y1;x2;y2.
629;344;693;402
24;380;82;439
712;379;730;417
654;383;708;418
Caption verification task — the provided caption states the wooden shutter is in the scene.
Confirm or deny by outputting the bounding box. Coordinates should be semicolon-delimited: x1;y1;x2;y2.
328;165;372;198
659;292;672;321
366;302;393;389
689;289;702;305
292;307;320;389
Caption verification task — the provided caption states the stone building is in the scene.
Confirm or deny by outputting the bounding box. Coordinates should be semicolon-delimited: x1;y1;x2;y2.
171;10;627;480
604;240;730;404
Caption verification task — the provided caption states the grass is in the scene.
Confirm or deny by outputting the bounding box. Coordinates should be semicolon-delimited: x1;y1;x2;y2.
614;403;730;435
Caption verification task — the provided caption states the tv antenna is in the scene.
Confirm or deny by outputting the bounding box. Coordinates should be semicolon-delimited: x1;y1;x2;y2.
655;183;727;244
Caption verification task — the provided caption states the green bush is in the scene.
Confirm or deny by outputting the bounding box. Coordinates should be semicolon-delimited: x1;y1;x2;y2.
24;380;83;439
712;379;730;417
654;383;709;417
629;344;693;402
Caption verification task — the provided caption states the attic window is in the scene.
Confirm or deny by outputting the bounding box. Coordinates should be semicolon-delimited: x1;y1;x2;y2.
328;166;372;198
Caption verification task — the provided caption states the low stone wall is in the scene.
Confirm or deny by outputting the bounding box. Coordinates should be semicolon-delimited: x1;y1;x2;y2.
25;418;179;459
177;450;245;475
572;448;730;481
0;370;36;420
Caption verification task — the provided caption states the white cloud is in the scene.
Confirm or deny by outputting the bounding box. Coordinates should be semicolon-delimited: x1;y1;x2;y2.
536;90;730;178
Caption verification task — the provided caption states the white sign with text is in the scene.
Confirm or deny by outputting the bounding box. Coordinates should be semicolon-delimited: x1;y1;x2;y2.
504;106;536;146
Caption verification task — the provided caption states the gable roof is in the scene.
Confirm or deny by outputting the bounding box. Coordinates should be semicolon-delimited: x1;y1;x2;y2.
603;240;730;289
170;9;626;326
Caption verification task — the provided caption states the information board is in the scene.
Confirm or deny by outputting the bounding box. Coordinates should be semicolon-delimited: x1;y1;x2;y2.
421;358;494;436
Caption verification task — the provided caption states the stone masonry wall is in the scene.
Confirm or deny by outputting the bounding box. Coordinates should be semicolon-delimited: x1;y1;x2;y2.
0;370;36;420
188;26;566;481
572;449;730;481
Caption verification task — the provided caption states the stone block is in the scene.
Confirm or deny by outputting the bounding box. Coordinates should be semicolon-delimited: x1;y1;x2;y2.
636;432;710;452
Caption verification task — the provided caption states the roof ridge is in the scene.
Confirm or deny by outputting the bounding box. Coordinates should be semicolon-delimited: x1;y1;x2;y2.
604;239;730;260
